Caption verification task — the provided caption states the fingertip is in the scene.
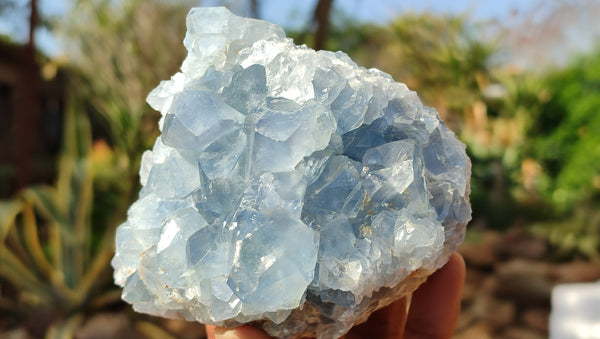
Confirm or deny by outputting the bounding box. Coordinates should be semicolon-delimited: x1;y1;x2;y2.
404;252;466;339
447;252;466;283
206;325;217;339
344;296;408;339
206;325;272;339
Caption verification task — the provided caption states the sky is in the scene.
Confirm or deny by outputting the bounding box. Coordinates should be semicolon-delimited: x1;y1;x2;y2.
1;0;537;57
2;0;598;69
259;0;537;29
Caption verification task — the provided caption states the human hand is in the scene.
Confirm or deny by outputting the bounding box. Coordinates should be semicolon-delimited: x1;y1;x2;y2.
206;252;465;339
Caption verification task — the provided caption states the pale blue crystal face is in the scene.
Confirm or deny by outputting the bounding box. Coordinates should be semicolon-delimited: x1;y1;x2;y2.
112;7;471;339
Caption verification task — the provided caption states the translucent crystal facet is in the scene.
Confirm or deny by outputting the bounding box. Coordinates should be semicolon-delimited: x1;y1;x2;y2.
112;7;471;339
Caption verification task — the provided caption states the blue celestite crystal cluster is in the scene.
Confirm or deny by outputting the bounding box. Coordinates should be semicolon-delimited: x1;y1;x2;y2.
112;7;471;338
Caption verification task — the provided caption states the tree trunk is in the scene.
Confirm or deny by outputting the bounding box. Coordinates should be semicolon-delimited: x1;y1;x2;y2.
313;0;334;51
16;0;39;189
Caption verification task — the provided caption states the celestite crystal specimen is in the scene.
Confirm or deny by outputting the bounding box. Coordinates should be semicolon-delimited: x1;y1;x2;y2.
112;7;471;338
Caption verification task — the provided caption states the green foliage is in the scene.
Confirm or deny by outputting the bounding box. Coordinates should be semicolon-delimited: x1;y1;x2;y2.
0;103;119;336
526;51;600;210
0;1;195;335
515;50;600;259
53;0;194;271
530;206;600;262
56;0;189;157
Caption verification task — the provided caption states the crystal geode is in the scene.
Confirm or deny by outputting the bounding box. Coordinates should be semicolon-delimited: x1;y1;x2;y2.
112;7;471;339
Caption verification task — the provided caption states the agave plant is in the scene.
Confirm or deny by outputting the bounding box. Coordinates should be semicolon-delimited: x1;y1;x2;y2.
0;102;118;335
0;1;214;337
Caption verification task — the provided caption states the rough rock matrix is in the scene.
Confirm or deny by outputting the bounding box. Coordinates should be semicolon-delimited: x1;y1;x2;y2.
112;7;471;339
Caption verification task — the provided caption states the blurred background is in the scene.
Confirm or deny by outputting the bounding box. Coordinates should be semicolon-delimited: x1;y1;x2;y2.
1;0;599;338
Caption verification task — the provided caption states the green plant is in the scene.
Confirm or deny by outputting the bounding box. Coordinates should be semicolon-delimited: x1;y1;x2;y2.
0;104;119;337
525;50;600;211
56;0;189;158
0;100;171;338
530;205;600;262
0;2;199;336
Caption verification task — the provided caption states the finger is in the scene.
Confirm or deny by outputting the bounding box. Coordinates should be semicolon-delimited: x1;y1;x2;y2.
343;296;408;339
404;252;466;339
206;325;273;339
